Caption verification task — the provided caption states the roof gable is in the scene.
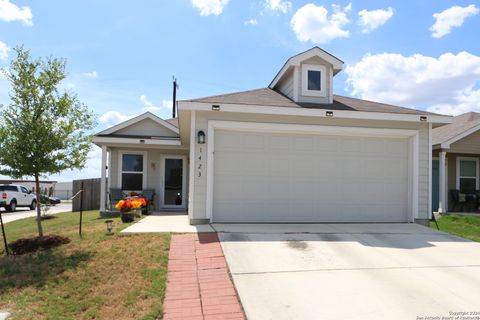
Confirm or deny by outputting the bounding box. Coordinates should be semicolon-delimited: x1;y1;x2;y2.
433;112;480;147
96;112;179;137
269;47;344;89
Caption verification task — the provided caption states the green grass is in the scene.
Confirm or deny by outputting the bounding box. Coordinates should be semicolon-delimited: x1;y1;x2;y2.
0;211;170;320
431;214;480;242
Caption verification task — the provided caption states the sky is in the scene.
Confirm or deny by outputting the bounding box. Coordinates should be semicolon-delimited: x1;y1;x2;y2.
0;0;479;182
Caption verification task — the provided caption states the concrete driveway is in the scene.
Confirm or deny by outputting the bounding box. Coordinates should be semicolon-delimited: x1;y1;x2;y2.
215;223;480;320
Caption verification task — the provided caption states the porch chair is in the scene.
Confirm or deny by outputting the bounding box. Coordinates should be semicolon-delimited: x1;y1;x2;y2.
450;189;466;212
142;189;156;212
109;188;124;211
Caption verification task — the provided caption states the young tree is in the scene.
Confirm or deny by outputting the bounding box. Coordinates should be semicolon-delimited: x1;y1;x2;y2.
0;46;96;238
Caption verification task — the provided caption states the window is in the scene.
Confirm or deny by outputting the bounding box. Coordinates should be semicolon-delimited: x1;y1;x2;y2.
0;186;18;192
301;64;327;97
307;70;321;91
121;153;145;191
20;186;29;194
457;158;478;194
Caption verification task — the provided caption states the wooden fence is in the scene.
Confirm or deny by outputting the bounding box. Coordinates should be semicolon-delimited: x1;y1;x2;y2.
72;178;107;212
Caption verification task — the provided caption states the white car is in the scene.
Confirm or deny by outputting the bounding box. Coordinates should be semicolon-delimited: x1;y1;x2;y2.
0;184;37;212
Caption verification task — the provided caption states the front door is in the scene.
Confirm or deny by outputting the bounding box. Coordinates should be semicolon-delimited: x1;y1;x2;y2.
161;156;187;210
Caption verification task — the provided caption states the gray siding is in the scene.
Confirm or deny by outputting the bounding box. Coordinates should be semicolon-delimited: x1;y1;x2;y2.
115;118;178;137
191;111;430;220
276;69;294;99
449;130;480;154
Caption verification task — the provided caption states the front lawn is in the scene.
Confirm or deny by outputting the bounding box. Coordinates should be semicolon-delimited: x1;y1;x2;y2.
431;214;480;242
0;211;170;320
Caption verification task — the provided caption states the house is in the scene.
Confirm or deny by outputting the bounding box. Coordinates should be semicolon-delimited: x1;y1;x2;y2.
54;181;73;200
92;47;451;225
432;112;480;213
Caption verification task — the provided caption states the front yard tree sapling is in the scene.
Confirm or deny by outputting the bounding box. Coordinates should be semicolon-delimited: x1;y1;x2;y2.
0;46;96;238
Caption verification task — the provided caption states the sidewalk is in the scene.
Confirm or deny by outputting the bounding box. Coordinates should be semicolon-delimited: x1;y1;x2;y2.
1;203;72;224
163;233;244;320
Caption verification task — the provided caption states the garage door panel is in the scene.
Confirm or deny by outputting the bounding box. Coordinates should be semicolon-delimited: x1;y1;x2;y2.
341;138;362;153
291;157;315;177
364;138;385;154
339;158;363;178
212;131;410;223
215;131;242;150
293;136;314;152
268;157;289;175
316;136;339;152
268;135;291;151
244;134;265;150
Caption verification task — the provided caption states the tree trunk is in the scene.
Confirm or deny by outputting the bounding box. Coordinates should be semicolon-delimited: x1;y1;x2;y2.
35;174;44;239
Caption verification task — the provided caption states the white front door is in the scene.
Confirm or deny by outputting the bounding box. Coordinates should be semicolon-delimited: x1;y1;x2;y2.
160;155;187;210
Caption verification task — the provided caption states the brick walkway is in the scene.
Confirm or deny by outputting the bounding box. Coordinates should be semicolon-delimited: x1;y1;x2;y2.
163;233;245;320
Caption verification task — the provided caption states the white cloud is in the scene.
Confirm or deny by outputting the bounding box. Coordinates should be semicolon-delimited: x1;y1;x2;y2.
430;4;479;38
191;0;229;16
264;0;292;14
345;51;480;115
0;0;32;25
99;111;137;128
244;18;258;25
82;71;98;78
291;3;351;44
0;40;9;60
139;95;172;113
358;7;394;33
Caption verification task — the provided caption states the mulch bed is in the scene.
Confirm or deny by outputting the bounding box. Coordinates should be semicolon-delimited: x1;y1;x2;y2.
8;235;70;255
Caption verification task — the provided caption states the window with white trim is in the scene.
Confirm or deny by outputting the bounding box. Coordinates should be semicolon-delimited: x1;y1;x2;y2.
457;158;478;194
302;64;327;97
121;153;144;191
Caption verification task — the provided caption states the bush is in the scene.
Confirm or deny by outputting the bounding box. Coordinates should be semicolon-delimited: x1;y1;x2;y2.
8;235;71;255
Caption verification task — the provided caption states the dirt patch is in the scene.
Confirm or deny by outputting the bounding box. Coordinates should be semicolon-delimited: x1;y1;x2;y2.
286;240;308;250
8;235;70;255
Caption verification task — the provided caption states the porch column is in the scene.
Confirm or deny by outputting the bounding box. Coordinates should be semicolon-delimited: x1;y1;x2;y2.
100;145;107;213
438;150;447;213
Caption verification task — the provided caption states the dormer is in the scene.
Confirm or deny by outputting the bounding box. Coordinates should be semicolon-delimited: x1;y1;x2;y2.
269;47;343;104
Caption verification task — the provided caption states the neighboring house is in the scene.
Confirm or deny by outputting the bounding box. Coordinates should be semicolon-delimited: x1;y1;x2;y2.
54;181;73;200
432;112;480;213
92;47;451;225
0;179;57;193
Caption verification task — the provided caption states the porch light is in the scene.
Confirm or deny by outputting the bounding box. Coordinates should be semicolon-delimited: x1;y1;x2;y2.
105;219;113;234
420;116;427;122
326;111;334;117
197;130;206;144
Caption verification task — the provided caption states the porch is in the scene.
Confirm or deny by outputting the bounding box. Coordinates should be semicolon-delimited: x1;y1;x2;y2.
433;151;480;214
91;112;190;214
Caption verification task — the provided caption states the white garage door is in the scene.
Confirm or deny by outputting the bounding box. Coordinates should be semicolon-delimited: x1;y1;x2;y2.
212;130;410;223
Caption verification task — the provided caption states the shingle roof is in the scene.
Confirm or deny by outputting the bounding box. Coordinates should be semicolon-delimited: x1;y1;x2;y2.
432;112;480;145
181;88;438;116
166;117;178;127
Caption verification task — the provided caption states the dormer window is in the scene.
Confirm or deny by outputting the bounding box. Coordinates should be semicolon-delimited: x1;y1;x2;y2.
302;64;327;97
307;70;321;91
